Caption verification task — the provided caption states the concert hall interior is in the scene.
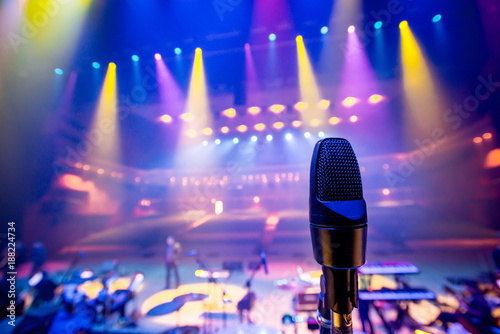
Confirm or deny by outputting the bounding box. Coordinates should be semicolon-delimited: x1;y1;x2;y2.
1;0;500;333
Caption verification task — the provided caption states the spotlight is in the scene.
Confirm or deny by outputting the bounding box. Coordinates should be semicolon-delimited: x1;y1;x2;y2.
251;135;258;142
310;119;321;127
368;94;384;104
253;196;260;204
317;99;331;110
296;35;303;43
154;53;162;60
131;55;139;62
382;188;391;196
247;106;261;115
483;132;493;139
342;96;358;108
254;123;266;131
215;139;221;145
92;62;100;69
268;33;276;41
432;14;442;23
186;129;196;137
202;141;208;146
268;104;286;114
174;47;182;55
222;108;237;118
272;122;285;130
221;126;229;134
291;120;302;127
159;114;173;123
399;20;408;29
473;137;483;144
347;25;355;33
202;128;213;136
285;133;292;141
350;115;358;123
328;117;341;125
237;125;248;133
195;48;202;55
374;21;383;29
320;26;328;35
233;137;239;144
266;134;273;141
108;62;116;70
293;101;308;112
318;131;325;138
54;68;63;75
180;113;192;122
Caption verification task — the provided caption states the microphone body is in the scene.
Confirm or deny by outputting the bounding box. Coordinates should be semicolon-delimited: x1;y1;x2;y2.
309;138;368;334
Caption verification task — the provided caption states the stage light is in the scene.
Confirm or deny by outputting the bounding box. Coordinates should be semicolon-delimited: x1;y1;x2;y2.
202;141;208;146
285;133;293;141
131;55;139;62
215;139;221;145
254;123;266;131
473;137;483;144
266;215;279;226
318;131;325;138
269;104;286;114
347;25;355;33
310;119;321;127
273;122;285;130
304;132;311;138
237;125;248;133
97;168;104;175
342;96;358;107
92;62;100;69
383;163;390;170
253;196;260;204
368;94;384;104
328;117;341;125
251;135;258;142
221;126;229;134
54;68;63;75
202;127;213;136
75;162;83;168
247;106;261;115
233;137;239;144
215;201;223;215
399;20;408;29
382;188;391;196
140;199;151;207
293;101;308;111
159;114;173;123
483;132;492;139
135;177;141;183
109;62;116;70
83;165;90;171
292;120;302;127
350;115;358;123
266;134;273;141
154;53;162;60
222;108;237;118
174;47;182;55
374;21;383;29
317;99;331;110
180;113;192;122
320;26;328;35
432;14;442;23
268;33;276;41
196;48;202;55
186;129;196;137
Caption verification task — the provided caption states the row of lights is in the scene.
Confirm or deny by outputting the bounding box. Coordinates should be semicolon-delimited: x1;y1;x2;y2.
53;14;444;75
473;132;493;144
200;131;328;146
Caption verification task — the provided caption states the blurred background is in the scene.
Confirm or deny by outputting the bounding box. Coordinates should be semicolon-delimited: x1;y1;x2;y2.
1;0;500;333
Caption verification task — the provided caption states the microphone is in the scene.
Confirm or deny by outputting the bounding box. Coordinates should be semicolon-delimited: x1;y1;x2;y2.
260;250;268;275
309;138;367;334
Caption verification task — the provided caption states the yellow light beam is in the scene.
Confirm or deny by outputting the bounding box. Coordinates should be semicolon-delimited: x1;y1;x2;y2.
91;62;120;162
400;21;444;139
179;48;212;147
296;35;325;127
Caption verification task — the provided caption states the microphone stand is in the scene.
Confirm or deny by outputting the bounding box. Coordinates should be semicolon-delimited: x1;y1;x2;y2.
318;267;358;334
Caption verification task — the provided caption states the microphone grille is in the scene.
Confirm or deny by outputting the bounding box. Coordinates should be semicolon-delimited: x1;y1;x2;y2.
316;138;363;201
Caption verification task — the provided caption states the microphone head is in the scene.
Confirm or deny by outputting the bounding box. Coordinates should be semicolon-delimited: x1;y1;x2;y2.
310;138;366;226
315;138;363;202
